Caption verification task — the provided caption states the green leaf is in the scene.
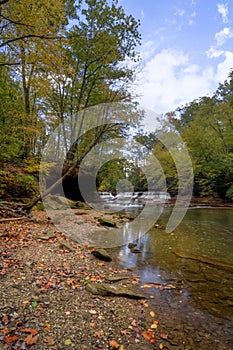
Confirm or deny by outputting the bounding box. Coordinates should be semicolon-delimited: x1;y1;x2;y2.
64;339;72;345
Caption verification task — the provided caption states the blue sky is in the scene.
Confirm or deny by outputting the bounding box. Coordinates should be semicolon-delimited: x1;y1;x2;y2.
119;0;233;119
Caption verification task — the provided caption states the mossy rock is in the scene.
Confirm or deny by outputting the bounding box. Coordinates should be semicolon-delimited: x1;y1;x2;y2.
97;217;116;227
69;200;84;209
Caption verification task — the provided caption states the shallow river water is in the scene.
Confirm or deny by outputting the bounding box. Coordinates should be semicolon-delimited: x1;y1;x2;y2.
110;207;233;349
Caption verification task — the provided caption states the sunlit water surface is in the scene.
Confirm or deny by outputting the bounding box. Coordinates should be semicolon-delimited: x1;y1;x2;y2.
100;207;233;349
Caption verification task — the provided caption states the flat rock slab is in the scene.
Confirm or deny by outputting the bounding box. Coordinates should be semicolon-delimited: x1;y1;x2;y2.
86;282;145;299
91;248;112;261
106;275;130;282
59;240;75;252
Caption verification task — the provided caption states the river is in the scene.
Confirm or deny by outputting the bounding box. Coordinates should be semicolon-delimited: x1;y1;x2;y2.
108;207;233;349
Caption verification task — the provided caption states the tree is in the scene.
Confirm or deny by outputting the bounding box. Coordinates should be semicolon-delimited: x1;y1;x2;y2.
41;0;141;162
0;0;77;52
0;58;25;161
0;0;142;212
169;73;233;199
97;159;126;192
0;0;77;157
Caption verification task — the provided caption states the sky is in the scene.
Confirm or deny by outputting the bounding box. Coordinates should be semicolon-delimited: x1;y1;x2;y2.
119;0;233;126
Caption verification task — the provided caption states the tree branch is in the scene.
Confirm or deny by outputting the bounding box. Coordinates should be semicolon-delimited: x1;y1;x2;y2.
0;61;21;66
0;34;64;48
0;14;35;27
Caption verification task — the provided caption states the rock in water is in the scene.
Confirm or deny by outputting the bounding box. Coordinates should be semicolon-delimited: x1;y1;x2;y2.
128;243;137;249
130;248;142;254
91;248;112;261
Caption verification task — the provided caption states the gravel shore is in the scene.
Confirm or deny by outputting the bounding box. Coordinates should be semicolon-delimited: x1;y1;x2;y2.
0;209;163;350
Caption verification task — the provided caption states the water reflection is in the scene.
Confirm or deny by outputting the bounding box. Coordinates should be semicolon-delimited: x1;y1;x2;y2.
115;208;233;319
111;207;233;348
90;206;164;248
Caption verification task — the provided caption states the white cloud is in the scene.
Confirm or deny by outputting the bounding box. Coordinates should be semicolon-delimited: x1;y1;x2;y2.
207;26;233;61
141;40;157;60
215;27;233;46
217;3;229;23
136;49;212;114
134;47;233;121
215;51;233;81
206;47;224;58
175;9;185;16
188;11;196;26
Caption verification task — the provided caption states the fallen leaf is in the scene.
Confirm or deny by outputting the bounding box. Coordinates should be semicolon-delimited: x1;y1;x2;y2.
22;300;29;307
2;315;9;324
31;301;38;308
150;311;155;317
4;335;20;344
21;328;38;335
160;333;168;340
109;339;120;349
120;330;127;336
44;336;55;345
141;283;156;288
159;344;164;349
89;309;97;314
164;284;176;289
1;328;10;335
141;329;156;344
25;334;38;345
151;324;158;329
94;330;104;338
44;322;50;332
151;320;159;328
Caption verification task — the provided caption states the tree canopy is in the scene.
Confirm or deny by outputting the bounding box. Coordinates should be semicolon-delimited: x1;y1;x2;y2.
0;0;141;164
151;72;233;200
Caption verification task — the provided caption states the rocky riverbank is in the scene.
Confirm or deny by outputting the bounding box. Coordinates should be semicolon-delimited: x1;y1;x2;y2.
168;195;233;207
0;208;167;350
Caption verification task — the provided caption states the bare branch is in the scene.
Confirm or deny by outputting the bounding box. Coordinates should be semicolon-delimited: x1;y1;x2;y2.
0;61;21;66
0;14;35;27
0;34;64;48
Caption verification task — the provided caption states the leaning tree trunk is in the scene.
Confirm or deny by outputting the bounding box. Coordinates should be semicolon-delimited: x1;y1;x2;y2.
23;161;80;210
0;161;79;221
0;124;110;220
23;124;108;210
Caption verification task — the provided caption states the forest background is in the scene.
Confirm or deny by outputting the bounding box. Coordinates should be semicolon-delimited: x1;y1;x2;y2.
1;0;233;203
